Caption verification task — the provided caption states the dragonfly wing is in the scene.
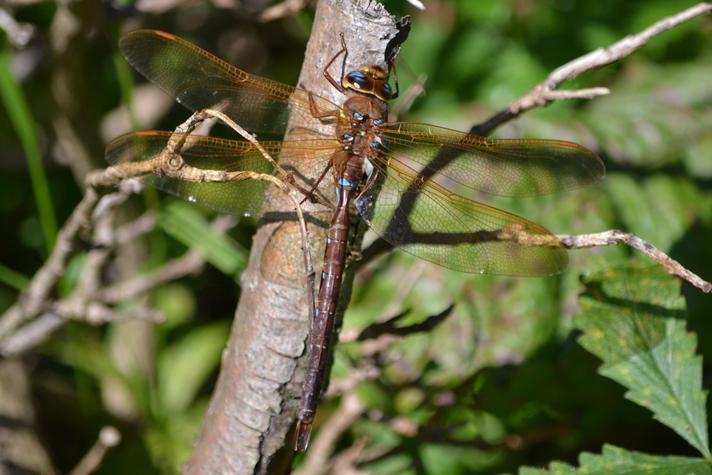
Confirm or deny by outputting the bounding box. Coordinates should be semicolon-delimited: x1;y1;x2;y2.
106;131;278;216
119;30;338;135
106;131;340;216
380;122;604;197
356;158;568;276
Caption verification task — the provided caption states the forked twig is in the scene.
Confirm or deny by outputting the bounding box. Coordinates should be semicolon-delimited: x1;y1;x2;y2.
0;108;318;352
471;2;712;136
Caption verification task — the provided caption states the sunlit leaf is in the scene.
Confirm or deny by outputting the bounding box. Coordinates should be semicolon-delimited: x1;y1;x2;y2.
575;266;710;457
158;200;248;278
157;321;230;412
520;444;712;474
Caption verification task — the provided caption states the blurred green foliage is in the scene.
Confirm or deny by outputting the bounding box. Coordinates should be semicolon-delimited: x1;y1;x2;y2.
0;0;710;473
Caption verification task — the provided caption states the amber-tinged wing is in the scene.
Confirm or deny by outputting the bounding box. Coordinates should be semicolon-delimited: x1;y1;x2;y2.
119;30;339;135
106;131;340;216
379;122;604;197
106;131;276;216
356;158;568;276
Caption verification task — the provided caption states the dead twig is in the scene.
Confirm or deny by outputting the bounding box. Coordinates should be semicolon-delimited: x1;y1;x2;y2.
98;216;236;304
0;188;102;340
0;107;312;355
260;0;309;22
0;8;35;47
69;426;121;475
558;230;711;293
294;393;366;475
471;2;712;136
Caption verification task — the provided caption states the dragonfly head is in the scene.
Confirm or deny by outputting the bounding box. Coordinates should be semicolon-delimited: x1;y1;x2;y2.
343;65;393;101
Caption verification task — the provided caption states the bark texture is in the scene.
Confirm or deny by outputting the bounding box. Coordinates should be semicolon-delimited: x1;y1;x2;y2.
184;1;400;473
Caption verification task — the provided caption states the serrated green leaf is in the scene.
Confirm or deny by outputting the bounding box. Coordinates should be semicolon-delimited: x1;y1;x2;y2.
575;266;710;458
158;200;247;278
520;444;712;474
157;321;230;412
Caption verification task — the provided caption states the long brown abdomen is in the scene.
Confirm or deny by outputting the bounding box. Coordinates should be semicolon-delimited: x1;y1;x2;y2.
296;189;352;449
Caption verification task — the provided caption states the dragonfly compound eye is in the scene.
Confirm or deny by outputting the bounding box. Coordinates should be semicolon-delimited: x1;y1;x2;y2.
346;71;369;90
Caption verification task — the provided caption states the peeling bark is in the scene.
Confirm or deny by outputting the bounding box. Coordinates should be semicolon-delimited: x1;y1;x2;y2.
184;1;401;473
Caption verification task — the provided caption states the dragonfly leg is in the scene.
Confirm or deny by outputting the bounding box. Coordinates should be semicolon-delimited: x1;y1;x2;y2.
300;161;333;205
302;88;340;124
323;32;349;94
355;168;380;201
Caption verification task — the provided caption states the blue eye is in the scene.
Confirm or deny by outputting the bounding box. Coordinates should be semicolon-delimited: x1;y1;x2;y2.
341;133;354;141
353;112;364;121
369;141;381;149
348;71;366;81
372;118;384;126
347;71;369;89
383;83;392;98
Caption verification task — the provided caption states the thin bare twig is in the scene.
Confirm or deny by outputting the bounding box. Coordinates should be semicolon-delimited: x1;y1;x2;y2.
260;0;309;21
104;210;157;246
0;213;236;357
69;426;121;475
294;393;366;475
0;306;161;356
361;224;711;293
558;230;712;293
0;108;309;354
471;2;712;136
0;8;35;46
0;188;101;340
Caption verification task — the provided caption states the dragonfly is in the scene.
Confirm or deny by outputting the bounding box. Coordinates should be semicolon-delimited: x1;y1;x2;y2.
106;30;604;451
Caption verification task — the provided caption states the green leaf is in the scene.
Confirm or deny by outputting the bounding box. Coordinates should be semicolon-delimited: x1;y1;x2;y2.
520;444;712;474
0;41;57;254
575;266;710;458
158;200;248;278
157;321;230;413
0;263;29;290
152;283;197;329
606;175;700;252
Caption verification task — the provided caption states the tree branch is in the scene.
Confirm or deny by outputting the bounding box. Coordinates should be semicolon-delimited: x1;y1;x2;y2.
471;2;712;136
558;230;711;293
183;1;403;472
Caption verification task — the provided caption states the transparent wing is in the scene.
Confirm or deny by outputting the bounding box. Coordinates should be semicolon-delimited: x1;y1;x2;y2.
119;30;339;136
379;122;604;197
106;131;339;216
357;157;568;276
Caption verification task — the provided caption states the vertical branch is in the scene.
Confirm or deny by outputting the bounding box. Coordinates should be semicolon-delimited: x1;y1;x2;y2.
183;1;401;473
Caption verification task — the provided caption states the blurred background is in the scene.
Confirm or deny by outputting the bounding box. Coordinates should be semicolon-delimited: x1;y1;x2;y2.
0;0;710;473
